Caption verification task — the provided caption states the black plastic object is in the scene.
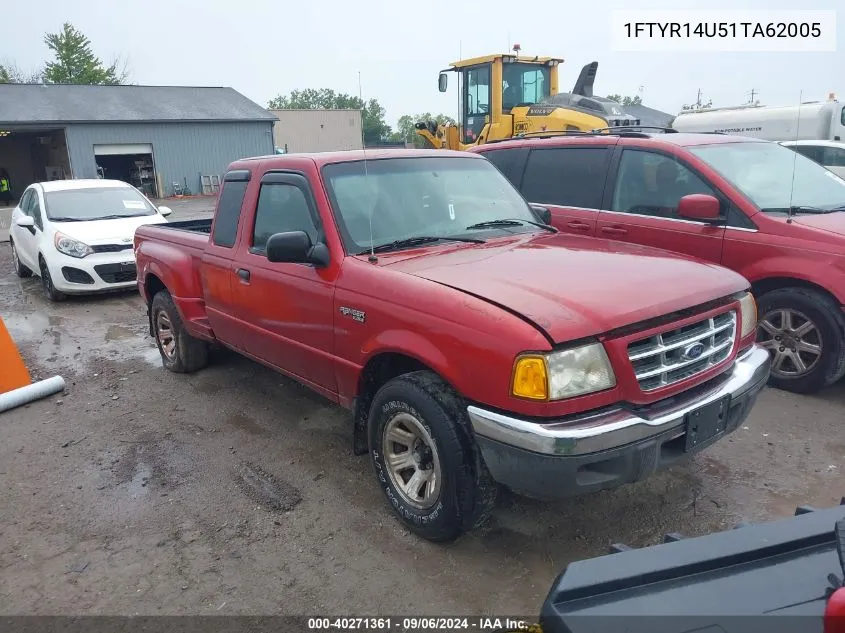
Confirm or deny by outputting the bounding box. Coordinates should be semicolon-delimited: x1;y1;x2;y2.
540;501;845;633
159;218;212;234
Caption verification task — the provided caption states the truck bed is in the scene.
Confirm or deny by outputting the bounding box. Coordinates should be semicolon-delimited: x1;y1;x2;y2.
540;501;845;633
158;218;212;234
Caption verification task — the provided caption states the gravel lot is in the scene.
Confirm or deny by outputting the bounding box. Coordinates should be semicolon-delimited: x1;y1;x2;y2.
1;200;844;616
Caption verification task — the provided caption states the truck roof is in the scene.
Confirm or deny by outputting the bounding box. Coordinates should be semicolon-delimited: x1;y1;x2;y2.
231;148;482;169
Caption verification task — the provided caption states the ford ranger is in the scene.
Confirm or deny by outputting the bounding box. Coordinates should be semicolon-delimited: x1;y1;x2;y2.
134;149;770;542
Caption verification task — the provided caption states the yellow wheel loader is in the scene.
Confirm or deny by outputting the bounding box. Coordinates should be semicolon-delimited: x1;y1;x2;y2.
415;50;640;150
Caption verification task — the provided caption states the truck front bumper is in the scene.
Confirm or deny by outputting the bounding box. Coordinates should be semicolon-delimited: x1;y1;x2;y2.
467;345;772;500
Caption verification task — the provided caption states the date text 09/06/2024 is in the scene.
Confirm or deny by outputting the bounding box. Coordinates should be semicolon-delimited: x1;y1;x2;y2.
622;22;823;38
306;617;535;631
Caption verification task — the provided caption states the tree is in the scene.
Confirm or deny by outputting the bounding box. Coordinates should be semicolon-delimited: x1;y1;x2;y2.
268;88;392;144
42;22;128;85
392;113;457;147
606;94;642;106
0;61;43;84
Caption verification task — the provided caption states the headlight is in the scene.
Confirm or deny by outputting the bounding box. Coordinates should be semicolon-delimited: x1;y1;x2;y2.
54;232;93;258
512;343;616;401
738;292;757;339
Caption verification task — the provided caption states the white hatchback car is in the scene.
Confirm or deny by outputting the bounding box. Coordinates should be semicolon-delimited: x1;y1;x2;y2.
9;179;172;301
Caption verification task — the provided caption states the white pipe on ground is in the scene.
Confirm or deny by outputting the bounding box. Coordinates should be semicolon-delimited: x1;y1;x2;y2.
0;376;65;414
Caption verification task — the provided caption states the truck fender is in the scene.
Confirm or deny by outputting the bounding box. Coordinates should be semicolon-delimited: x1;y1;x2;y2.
349;330;463;456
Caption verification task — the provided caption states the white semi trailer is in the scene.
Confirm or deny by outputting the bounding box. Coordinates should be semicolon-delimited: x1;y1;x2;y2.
672;98;845;142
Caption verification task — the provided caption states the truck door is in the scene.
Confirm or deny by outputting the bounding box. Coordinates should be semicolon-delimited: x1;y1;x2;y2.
596;147;725;263
232;171;337;394
200;170;251;352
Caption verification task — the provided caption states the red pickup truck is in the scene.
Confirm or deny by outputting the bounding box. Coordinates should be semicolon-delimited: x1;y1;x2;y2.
471;131;845;394
134;149;770;542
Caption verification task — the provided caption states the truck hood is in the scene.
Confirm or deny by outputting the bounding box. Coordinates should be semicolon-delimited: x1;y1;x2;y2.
792;211;845;237
51;214;168;244
383;233;748;343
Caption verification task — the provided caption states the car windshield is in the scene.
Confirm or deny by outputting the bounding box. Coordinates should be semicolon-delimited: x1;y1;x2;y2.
321;156;538;253
44;186;156;221
688;141;845;212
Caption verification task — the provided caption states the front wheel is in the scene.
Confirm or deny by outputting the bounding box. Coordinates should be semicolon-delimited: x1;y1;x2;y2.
151;290;209;373
39;257;66;302
756;287;845;394
368;370;497;542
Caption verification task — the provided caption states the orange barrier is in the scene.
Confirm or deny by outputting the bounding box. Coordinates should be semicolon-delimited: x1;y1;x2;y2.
0;317;31;393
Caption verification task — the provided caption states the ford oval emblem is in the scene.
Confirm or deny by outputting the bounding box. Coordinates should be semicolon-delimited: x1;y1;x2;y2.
682;342;706;361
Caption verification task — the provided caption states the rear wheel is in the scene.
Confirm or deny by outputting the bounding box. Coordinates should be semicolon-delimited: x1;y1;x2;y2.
756;287;845;394
151;290;209;373
10;240;32;278
368;370;497;542
39;256;66;302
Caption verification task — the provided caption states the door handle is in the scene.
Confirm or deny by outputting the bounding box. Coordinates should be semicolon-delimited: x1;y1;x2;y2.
600;226;628;236
566;221;591;231
236;268;250;282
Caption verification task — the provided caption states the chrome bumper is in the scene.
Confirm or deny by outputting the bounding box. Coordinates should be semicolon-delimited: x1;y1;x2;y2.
467;345;772;457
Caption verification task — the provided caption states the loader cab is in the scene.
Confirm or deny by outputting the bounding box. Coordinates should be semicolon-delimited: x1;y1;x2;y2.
438;54;561;146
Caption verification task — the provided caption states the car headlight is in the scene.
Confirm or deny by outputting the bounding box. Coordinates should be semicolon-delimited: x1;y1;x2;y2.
512;343;616;401
738;291;757;339
54;232;94;258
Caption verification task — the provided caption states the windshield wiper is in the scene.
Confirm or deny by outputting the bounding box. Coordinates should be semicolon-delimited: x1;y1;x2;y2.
762;206;836;215
47;216;86;222
358;235;484;255
465;218;558;233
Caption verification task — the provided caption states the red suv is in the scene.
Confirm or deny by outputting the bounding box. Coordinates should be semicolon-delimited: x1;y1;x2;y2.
471;131;845;394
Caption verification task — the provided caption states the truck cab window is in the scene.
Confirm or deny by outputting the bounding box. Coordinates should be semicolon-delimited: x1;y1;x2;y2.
462;65;490;145
212;178;248;248
502;63;550;112
612;150;716;219
252;183;318;253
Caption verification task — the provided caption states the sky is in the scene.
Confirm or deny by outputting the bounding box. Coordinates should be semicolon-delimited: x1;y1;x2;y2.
3;0;842;130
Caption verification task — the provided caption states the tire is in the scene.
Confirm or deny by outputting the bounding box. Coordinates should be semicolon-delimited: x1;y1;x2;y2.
150;290;209;373
10;240;32;278
756;287;845;394
368;370;497;542
39;256;66;302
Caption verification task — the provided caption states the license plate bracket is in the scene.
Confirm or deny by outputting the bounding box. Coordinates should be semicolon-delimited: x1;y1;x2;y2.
684;396;731;452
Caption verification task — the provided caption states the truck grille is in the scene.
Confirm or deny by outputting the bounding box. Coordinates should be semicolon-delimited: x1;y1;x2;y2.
627;311;737;392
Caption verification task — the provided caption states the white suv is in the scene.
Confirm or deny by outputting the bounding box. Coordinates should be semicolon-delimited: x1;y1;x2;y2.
9;179;172;301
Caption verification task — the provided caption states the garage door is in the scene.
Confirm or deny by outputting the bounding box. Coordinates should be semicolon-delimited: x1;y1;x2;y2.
93;143;153;156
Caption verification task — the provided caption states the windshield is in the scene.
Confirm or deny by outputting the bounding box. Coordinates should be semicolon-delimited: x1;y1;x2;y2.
688;141;845;212
321;156;537;253
45;186;156;221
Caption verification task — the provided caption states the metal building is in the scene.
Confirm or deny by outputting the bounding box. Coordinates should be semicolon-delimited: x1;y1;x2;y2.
270;109;363;154
0;84;277;200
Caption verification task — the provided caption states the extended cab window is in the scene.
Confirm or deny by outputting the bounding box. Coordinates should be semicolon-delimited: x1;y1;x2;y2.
611;149;715;219
251;183;318;253
212;175;249;248
521;147;609;209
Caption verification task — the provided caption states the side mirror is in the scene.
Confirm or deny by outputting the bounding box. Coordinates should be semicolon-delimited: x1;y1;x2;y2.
677;194;722;222
266;231;330;267
157;206;173;217
529;203;552;225
438;73;448;93
15;216;35;230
